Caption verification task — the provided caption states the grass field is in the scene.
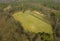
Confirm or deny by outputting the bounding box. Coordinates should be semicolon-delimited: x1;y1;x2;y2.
12;10;53;34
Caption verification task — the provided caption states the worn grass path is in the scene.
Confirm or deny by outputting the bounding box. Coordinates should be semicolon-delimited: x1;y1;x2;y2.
12;10;53;33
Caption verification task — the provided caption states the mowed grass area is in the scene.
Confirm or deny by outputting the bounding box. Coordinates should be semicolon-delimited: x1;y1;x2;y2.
12;10;53;34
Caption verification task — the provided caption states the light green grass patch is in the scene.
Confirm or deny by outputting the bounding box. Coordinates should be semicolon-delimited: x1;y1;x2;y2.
12;10;53;34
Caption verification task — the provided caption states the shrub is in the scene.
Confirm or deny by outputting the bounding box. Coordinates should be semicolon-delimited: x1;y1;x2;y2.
40;32;53;41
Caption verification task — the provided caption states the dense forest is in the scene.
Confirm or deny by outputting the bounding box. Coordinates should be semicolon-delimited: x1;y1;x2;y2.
0;0;60;41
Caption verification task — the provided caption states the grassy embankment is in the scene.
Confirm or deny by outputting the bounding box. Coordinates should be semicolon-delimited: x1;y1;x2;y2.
12;10;53;34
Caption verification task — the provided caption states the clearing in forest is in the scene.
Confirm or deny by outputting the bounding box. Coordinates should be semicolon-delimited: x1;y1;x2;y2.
12;10;53;33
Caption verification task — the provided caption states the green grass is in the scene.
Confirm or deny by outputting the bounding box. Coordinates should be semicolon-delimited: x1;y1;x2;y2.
12;10;53;34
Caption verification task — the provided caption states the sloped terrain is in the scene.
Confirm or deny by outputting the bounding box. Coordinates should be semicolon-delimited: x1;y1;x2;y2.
0;0;60;41
0;7;53;41
12;10;53;33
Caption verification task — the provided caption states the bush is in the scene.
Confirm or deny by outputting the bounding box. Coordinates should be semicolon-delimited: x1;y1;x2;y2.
40;32;53;41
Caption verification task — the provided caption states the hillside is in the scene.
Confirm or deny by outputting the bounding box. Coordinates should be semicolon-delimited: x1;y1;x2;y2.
0;0;60;41
12;10;53;33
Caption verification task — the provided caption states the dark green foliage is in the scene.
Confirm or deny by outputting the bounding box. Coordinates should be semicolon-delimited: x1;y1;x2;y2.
32;33;38;41
0;3;8;8
40;32;53;41
50;12;56;28
16;21;24;34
